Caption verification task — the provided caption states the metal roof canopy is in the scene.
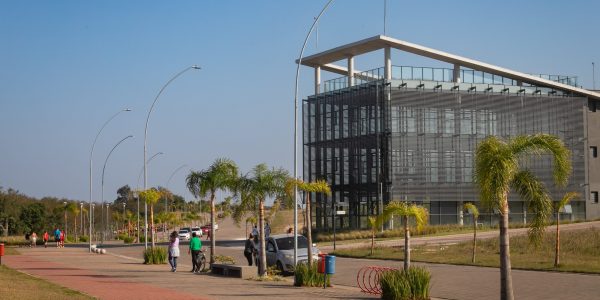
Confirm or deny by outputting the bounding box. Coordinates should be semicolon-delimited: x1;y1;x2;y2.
298;35;600;100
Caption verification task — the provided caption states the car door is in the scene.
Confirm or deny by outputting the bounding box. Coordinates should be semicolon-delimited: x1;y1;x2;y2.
266;238;277;266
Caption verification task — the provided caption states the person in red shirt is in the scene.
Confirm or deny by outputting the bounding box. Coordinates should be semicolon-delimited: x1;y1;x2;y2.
43;231;49;248
59;230;65;248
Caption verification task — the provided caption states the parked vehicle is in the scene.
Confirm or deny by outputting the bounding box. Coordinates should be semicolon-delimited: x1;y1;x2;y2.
191;227;203;237
178;229;191;241
258;234;319;273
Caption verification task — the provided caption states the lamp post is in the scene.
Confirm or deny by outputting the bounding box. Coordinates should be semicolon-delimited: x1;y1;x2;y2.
292;0;335;269
143;65;200;250
80;202;84;236
136;151;164;243
63;201;67;236
105;203;110;240
101;135;133;245
89;108;131;252
91;203;96;243
166;164;188;213
122;202;126;236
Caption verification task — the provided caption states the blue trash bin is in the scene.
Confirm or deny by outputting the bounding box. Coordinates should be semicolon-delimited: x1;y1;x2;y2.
325;255;336;274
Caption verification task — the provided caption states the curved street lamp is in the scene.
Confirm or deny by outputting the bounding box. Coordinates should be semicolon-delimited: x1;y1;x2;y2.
165;164;188;212
136;151;164;243
293;0;335;268
100;135;133;244
143;65;200;249
89;108;131;252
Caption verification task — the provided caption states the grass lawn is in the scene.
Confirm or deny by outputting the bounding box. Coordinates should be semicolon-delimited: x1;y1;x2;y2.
0;265;93;299
333;227;600;274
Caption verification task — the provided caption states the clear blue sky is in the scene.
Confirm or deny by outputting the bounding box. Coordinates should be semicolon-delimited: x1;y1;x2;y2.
1;0;599;203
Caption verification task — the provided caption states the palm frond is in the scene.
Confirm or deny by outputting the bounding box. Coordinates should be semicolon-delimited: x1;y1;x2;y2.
556;191;579;212
511;170;552;246
464;202;479;219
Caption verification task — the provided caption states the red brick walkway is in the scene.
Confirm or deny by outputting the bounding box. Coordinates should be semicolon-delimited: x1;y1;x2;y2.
4;251;208;300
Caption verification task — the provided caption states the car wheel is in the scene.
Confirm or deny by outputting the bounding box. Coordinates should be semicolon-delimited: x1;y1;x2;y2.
276;261;285;274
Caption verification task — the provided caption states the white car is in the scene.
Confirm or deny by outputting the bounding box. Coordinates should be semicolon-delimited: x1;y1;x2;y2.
258;234;319;273
191;227;203;237
178;229;190;241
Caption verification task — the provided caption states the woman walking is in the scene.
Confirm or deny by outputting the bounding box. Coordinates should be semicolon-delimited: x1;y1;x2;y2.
168;231;180;272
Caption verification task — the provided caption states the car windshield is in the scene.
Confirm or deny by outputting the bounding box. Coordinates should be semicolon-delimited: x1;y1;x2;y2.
275;236;308;250
179;230;188;233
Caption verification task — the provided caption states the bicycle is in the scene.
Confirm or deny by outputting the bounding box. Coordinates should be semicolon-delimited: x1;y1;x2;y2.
196;249;207;272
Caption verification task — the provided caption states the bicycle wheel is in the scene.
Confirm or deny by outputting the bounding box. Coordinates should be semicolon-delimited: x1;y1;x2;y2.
198;254;206;272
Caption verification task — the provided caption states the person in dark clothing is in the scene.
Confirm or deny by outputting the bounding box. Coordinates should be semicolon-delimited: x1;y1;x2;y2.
244;234;257;266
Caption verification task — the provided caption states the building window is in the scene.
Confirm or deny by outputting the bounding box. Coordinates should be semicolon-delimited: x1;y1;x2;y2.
592;191;599;204
590;146;598;158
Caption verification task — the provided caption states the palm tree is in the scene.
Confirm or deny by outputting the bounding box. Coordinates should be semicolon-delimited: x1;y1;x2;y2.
186;158;238;264
474;134;571;300
285;178;331;265
554;192;579;267
66;203;80;241
463;202;479;263
235;164;288;276
367;214;386;256
138;189;161;247
383;201;428;270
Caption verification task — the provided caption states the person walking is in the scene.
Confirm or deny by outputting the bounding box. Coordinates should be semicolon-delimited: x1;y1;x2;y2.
168;231;180;272
59;230;65;248
54;228;61;248
188;232;202;273
251;225;259;243
43;231;49;248
264;223;271;239
244;234;256;266
31;232;38;248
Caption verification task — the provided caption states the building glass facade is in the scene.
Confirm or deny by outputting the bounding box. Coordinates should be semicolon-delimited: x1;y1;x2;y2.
304;78;587;230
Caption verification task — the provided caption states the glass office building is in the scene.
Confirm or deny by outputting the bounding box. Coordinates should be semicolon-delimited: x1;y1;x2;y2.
301;36;600;230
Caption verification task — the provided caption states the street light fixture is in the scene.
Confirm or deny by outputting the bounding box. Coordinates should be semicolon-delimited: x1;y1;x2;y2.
88;108;131;252
143;65;200;249
292;0;334;269
101;135;133;245
166;164;188;213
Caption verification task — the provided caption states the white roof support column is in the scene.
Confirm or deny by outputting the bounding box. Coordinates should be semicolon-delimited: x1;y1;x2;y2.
347;55;355;87
315;66;321;95
384;46;392;81
453;63;461;83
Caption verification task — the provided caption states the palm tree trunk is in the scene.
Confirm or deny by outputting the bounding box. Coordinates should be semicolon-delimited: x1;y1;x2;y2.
554;212;560;267
403;215;410;271
499;199;514;300
371;231;375;256
258;199;267;276
150;205;155;248
472;216;477;263
305;192;313;266
210;192;216;265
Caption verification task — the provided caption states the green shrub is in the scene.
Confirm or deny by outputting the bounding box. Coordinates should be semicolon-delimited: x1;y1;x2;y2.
123;236;134;244
143;247;167;264
214;255;235;264
79;235;89;242
294;262;330;287
380;267;431;300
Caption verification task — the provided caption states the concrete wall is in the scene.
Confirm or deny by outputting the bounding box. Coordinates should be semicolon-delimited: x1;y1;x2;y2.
586;100;600;219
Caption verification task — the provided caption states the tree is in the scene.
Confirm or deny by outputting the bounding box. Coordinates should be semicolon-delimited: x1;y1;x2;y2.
286;179;331;265
474;134;571;300
234;164;288;276
66;203;80;240
20;202;47;233
367;214;385;256
186;158;238;264
554;192;578;267
463;202;479;263
382;201;427;270
138;189;161;248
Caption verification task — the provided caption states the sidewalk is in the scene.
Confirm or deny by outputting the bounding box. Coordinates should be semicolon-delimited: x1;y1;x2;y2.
3;247;376;300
